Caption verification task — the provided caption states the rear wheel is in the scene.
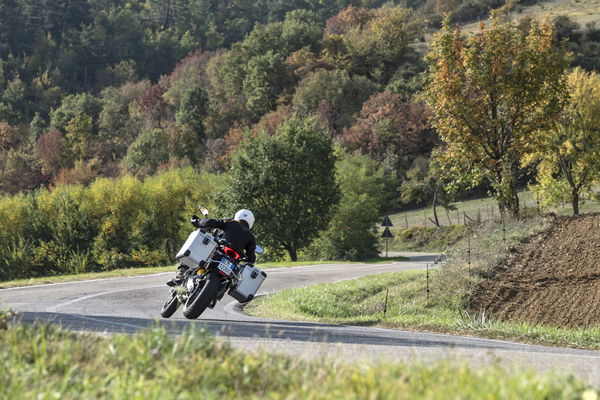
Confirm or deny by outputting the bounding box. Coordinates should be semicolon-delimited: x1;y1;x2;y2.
160;291;179;318
182;271;221;319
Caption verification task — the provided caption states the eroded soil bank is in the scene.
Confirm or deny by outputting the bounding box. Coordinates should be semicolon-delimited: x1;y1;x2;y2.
470;214;600;328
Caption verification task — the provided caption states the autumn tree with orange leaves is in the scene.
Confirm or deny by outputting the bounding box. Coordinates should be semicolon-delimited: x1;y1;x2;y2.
424;14;570;216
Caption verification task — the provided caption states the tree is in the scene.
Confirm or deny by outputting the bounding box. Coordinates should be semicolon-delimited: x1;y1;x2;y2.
341;91;436;177
0;147;42;194
175;84;208;138
399;154;457;227
292;69;378;132
0;122;26;151
215;9;322;124
36;129;64;177
64;113;94;163
242;51;286;120
50;93;102;132
123;128;169;176
145;0;187;29
525;68;600;215
225;117;339;261
321;5;420;82
316;151;394;260
424;15;570;216
98;81;150;163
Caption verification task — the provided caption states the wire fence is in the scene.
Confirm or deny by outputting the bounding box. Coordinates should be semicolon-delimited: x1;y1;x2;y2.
389;193;600;230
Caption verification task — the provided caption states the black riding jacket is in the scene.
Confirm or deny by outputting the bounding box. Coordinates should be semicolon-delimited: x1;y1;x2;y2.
199;218;256;263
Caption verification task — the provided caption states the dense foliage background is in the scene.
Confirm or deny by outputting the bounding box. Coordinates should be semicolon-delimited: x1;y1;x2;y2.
2;0;600;278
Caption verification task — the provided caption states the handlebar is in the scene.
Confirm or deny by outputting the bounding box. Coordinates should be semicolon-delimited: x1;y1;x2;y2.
191;215;201;228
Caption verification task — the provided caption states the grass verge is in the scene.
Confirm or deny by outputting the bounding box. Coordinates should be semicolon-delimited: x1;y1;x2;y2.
0;259;407;289
246;269;600;350
0;312;594;399
388;225;468;252
248;215;600;350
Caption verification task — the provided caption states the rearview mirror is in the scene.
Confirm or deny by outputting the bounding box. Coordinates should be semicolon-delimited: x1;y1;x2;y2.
198;206;209;217
255;245;264;254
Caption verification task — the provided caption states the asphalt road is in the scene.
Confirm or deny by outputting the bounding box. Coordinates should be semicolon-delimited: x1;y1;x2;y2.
2;253;600;387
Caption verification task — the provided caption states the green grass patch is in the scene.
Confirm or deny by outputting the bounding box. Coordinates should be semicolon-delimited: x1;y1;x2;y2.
387;189;600;231
0;314;593;399
247;270;600;349
389;225;468;252
389;192;536;230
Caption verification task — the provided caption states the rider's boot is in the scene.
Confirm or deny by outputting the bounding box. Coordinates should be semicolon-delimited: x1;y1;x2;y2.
166;266;188;287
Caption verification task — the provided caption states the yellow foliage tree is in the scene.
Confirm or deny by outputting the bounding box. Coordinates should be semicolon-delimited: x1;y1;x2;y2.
424;14;570;216
525;68;600;215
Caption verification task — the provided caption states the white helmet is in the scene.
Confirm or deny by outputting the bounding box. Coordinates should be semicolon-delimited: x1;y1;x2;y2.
234;209;255;229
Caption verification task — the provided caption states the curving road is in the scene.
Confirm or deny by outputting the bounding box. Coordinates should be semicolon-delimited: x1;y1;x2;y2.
2;253;600;388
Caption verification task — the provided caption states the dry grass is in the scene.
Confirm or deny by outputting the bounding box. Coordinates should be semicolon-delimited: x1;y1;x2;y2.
461;0;600;31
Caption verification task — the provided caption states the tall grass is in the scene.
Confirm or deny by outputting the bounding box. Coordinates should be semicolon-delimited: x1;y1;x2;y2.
0;313;593;399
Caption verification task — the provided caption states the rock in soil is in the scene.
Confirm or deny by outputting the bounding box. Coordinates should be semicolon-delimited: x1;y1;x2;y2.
469;214;600;328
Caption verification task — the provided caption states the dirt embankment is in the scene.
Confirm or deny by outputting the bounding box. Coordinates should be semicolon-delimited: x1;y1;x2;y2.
470;214;600;328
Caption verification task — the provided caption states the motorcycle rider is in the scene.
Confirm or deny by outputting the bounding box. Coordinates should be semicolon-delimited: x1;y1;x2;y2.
167;209;256;286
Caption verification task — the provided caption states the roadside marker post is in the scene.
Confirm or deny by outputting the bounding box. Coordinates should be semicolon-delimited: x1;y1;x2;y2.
381;216;394;258
426;263;430;302
383;288;389;319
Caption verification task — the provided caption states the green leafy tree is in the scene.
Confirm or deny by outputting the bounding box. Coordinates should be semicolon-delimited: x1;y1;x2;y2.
145;0;187;29
65;113;94;162
323;6;421;81
175;84;208;138
0;76;29;125
123;128;169;176
0;147;41;194
399;154;457;227
317;151;394;260
292;69;378;131
242;51;286;120
50;93;102;133
424;15;570;216
225;117;339;261
0;0;24;57
526;68;600;215
98;81;149;163
215;9;322;125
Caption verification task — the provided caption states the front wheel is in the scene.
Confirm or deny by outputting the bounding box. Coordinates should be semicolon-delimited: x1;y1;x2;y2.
182;271;221;319
160;290;179;318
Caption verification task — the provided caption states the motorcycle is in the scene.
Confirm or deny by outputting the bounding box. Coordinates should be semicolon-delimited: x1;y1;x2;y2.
160;208;267;320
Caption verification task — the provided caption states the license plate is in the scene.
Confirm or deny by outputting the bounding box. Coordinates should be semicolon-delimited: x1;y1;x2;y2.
217;258;233;276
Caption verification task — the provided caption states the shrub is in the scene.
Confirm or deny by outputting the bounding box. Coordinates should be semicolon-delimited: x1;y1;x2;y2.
0;168;219;281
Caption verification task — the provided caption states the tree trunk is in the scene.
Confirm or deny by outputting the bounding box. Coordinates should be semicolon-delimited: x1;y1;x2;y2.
432;188;440;227
285;244;298;261
572;189;580;215
495;163;520;218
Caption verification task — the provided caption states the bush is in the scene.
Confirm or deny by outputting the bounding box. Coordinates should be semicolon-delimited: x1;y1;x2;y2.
0;168;219;281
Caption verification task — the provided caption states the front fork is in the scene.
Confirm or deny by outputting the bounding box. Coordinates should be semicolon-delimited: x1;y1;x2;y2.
174;266;208;303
